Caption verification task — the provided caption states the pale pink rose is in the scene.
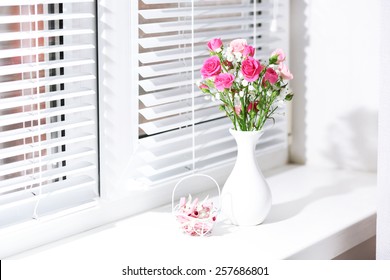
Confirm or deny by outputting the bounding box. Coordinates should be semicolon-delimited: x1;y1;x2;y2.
271;48;286;64
214;73;234;91
278;63;293;80
263;68;279;85
264;68;279;85
207;38;223;51
200;56;221;78
229;39;247;53
241;57;264;82
243;45;255;57
234;105;242;115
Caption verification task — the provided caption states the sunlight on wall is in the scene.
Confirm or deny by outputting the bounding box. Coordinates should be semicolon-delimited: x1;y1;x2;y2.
290;0;380;172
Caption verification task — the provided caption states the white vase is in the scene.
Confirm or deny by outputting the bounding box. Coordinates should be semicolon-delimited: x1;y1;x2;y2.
222;128;272;226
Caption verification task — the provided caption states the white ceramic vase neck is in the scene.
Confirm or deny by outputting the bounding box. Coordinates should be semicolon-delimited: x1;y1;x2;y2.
231;129;263;170
221;128;272;226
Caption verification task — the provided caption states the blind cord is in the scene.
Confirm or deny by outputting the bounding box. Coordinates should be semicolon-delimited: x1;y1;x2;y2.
32;3;43;220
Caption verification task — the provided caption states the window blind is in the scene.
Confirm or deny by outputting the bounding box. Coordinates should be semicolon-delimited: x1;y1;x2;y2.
0;1;98;228
132;0;288;185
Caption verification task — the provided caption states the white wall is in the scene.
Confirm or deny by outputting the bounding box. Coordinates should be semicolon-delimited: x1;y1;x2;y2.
290;0;380;171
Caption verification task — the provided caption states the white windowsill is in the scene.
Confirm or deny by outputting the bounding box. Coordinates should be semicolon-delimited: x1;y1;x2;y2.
8;165;376;260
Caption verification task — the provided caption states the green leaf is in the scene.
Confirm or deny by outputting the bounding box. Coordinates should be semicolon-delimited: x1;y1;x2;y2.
284;93;294;101
269;56;278;65
200;88;210;94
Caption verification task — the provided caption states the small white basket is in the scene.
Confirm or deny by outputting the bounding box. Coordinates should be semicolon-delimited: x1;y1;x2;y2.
172;174;221;236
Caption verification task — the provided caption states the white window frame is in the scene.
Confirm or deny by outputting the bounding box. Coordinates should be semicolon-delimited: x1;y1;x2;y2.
0;0;292;258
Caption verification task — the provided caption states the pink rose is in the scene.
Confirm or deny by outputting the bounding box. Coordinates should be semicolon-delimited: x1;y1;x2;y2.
207;38;223;51
264;68;279;85
214;73;234;91
243;45;255;57
241;57;263;82
200;56;221;78
271;48;286;64
229;39;247;53
278;63;293;80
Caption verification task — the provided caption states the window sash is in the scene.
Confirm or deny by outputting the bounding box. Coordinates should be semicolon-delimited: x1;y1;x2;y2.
0;1;99;228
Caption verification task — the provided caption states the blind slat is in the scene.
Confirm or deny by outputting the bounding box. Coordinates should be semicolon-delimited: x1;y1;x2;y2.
136;140;238;176
0;0;94;7
0;74;95;93
139;96;219;120
139;117;231;148
0;89;95;111
0;58;95;77
0;163;96;195
138;57;203;78
139;4;269;19
139;72;200;92
0;133;96;161
139;107;225;135
139;117;284;149
139;15;271;34
138;43;273;64
138;45;206;64
0;104;95;127
0;13;94;24
0;147;96;178
139;87;202;107
139;29;257;49
0;44;95;60
0;176;95;208
142;0;192;4
0;118;95;144
0;28;94;43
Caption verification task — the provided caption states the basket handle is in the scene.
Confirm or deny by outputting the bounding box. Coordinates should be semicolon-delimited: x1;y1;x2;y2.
171;173;221;213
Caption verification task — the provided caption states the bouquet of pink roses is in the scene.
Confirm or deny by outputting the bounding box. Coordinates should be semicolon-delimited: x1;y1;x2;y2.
198;38;293;131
